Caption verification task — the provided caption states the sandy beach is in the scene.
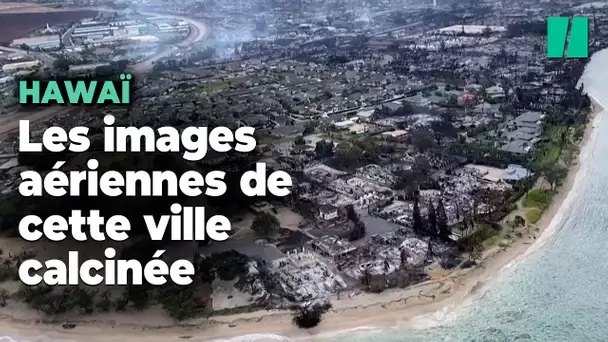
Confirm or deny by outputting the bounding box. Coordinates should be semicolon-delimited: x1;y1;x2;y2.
0;99;599;342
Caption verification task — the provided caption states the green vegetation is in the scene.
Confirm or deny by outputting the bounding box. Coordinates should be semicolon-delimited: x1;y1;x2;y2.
52;57;71;72
212;304;262;316
199;250;250;282
157;284;204;320
0;263;19;282
0;289;8;307
199;81;231;91
14;286;98;316
344;204;366;241
461;224;500;250
524;190;552;209
533;125;570;169
314;140;334;159
292;301;332;329
251;212;281;236
460;230;487;261
294;135;306;145
5;247;255;321
525;208;542;224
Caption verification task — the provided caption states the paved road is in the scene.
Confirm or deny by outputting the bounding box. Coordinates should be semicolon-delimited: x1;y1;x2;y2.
3;5;209;74
127;11;210;73
370;21;424;37
0;46;56;67
56;7;210;73
61;26;75;48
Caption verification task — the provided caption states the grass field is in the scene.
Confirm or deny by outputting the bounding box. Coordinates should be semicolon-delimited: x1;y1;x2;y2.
524;189;552;210
525;208;542;224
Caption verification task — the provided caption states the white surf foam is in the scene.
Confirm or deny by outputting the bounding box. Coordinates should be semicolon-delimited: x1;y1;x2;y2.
400;52;608;333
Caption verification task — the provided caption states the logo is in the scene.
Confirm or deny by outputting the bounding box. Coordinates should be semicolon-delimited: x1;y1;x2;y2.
547;16;589;58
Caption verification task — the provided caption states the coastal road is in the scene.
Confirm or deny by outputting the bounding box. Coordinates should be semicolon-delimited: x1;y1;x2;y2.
5;4;210;73
127;11;209;73
61;25;75;48
63;7;210;73
0;46;56;66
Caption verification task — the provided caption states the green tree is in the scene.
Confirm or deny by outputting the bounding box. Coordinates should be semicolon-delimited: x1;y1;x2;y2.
412;193;424;235
251;212;280;236
446;94;459;106
348;220;366;241
315;140;334;159
345;204;358;221
52;57;71;72
427;200;437;236
0;289;8;307
482;26;492;37
158;285;200;321
468;239;483;261
74;288;96;314
126;286;151;311
410;129;436;153
294;135;306;145
545;164;568;190
292;300;332;328
436;198;450;240
513;215;526;227
96;290;112;312
359;268;372;286
426;240;434;259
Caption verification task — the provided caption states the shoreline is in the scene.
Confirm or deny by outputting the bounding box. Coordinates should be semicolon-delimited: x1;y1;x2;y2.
0;102;599;342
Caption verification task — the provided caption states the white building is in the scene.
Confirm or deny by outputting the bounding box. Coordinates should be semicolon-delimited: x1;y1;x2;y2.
129;35;160;43
332;119;356;130
68;63;110;76
156;22;189;33
437;25;507;35
2;60;41;72
10;35;61;50
349;123;368;134
72;25;110;38
356;109;376;122
486;85;506;100
109;20;138;26
111;23;149;37
319;205;338;220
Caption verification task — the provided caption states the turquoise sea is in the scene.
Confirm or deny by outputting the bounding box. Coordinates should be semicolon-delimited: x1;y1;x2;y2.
320;50;608;342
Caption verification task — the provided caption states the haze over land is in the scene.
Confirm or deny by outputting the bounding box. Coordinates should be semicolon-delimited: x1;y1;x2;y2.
0;0;606;341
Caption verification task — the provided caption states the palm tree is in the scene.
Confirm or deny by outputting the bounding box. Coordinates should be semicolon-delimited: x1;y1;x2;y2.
556;128;570;161
468;240;483;261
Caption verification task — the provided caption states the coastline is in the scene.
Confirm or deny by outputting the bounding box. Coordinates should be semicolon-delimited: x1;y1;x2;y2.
0;102;599;342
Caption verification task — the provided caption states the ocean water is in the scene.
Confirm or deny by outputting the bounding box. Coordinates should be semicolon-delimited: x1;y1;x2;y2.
319;50;608;342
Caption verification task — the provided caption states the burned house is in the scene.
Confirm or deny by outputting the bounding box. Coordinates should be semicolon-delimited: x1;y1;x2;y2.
319;205;339;220
307;235;357;262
